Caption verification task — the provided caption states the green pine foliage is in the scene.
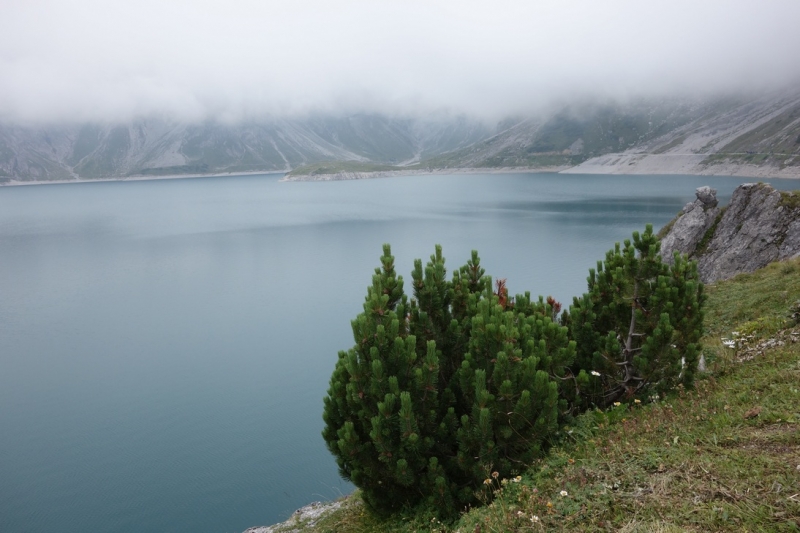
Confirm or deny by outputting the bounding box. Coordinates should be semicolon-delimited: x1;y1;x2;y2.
566;224;704;408
322;228;704;518
322;245;575;515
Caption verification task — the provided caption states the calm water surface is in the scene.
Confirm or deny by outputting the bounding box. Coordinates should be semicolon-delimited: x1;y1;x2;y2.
1;173;798;532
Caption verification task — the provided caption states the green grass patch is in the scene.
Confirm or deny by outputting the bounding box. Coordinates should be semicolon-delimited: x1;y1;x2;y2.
476;153;585;168
702;257;800;340
779;191;800;210
702;152;800;168
693;206;727;258
287;161;406;177
128;164;211;177
652;133;688;154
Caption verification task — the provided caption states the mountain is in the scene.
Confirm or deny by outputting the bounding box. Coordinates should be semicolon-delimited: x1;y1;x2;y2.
562;92;800;177
2;91;800;183
0;115;492;182
419;92;800;176
282;91;800;180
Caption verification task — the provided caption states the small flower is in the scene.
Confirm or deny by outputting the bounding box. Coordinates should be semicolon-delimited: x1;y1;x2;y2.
722;339;736;348
517;511;525;517
546;501;553;508
530;515;540;523
634;399;641;404
491;471;499;479
613;402;621;407
483;478;492;485
590;370;601;376
513;475;522;483
560;490;568;497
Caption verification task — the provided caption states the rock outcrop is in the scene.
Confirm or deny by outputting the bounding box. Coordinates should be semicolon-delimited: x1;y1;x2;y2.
659;183;800;283
243;500;345;533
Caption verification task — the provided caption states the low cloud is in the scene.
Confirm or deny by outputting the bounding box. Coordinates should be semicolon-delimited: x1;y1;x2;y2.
2;0;799;124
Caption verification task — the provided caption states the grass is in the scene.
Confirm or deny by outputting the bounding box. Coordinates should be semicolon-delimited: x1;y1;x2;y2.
779;191;800;211
292;257;800;533
693;207;727;258
652;134;688;154
702;153;800;169
286;161;409;177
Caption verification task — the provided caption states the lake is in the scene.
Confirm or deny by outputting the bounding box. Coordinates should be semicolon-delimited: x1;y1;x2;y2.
2;172;799;532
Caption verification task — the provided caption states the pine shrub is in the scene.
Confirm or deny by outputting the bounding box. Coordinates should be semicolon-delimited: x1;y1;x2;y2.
322;227;704;517
322;245;574;514
566;224;704;408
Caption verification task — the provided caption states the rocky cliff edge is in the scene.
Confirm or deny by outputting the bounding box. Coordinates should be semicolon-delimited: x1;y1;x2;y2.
659;183;800;283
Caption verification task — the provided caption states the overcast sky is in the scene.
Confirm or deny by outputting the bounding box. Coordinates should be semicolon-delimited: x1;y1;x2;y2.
2;0;800;124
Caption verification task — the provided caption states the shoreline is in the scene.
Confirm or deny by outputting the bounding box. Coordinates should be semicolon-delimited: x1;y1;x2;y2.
278;166;571;182
0;170;284;187
3;162;800;187
282;164;800;182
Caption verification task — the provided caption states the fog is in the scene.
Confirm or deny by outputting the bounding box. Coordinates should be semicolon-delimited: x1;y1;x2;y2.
2;0;800;124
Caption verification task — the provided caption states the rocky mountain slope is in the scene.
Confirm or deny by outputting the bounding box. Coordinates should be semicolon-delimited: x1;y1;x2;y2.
0;115;491;182
563;92;800;177
288;90;800;179
3;90;800;182
422;97;724;170
659;183;800;283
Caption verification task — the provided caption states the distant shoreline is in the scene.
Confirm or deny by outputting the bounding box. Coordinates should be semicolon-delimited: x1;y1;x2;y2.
0;170;283;187
278;166;571;182
3;162;800;187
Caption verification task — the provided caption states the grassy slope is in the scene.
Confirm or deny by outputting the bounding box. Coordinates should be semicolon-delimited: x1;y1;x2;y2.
290;258;800;533
702;103;800;170
286;161;411;177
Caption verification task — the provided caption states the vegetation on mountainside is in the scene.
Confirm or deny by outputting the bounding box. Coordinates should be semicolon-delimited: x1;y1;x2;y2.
779;190;800;210
693;207;728;259
701;103;800;170
279;256;800;533
416;98;753;173
321;227;704;517
286;161;405;177
5;94;800;181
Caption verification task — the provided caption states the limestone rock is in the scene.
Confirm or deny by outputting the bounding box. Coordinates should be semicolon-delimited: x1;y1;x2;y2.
659;183;800;283
659;187;720;265
243;500;345;533
695;186;718;207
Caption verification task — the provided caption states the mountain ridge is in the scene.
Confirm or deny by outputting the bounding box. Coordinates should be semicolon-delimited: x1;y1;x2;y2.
3;91;800;183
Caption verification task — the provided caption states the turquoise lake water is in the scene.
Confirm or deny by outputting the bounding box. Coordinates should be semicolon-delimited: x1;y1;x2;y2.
1;173;799;532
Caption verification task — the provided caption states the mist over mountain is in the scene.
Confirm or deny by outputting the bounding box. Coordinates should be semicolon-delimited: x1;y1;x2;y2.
3;1;800;125
0;114;495;180
3;1;800;181
3;90;799;182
